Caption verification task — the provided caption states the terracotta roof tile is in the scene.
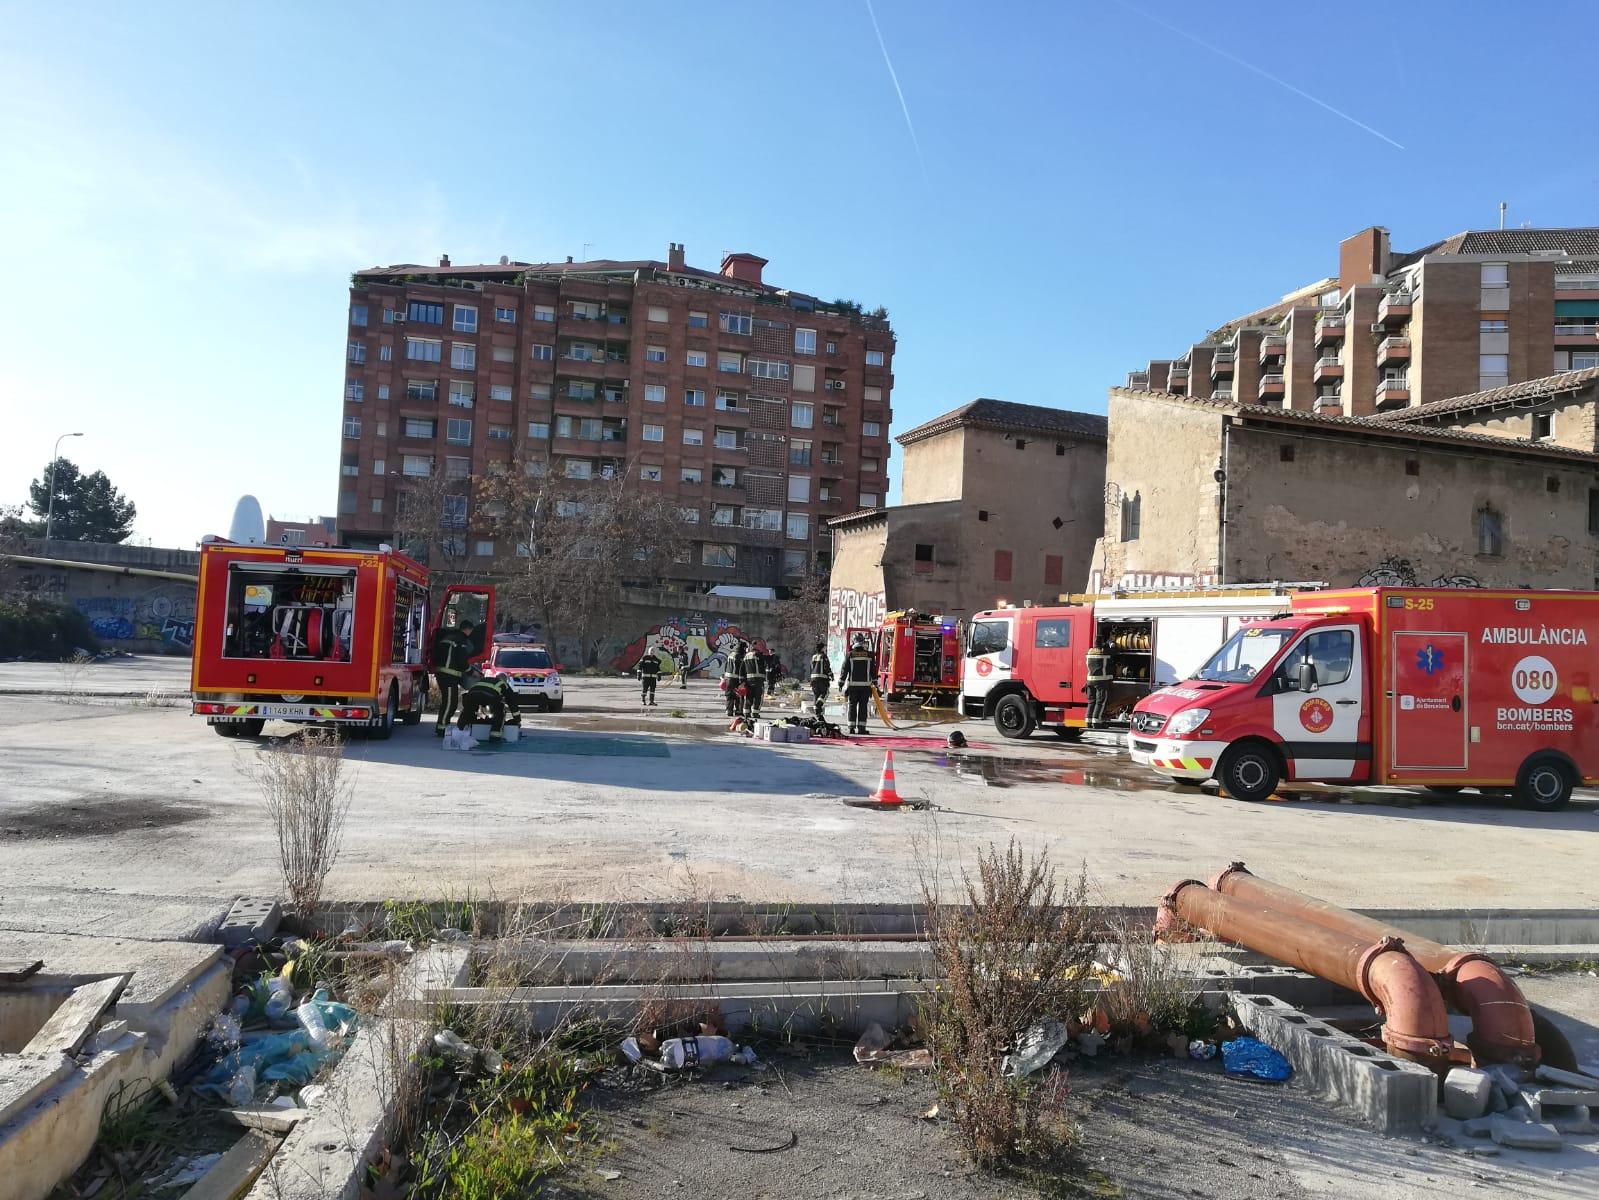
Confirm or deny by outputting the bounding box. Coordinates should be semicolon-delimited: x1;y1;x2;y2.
1373;368;1599;423
896;399;1108;446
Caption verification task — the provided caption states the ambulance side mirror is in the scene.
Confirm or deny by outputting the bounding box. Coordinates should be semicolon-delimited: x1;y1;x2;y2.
1297;661;1319;693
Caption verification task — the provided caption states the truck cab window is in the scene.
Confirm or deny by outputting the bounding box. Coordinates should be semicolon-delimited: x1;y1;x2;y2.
1034;619;1071;649
1194;626;1292;683
441;591;490;656
968;620;1010;657
1274;629;1354;691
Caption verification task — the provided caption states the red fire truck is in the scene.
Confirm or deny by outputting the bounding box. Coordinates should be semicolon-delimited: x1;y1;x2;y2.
961;590;1302;739
850;611;963;703
1128;587;1599;811
190;542;493;739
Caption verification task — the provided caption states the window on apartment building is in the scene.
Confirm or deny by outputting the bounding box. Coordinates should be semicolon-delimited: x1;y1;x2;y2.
379;344;393;362
825;340;837;355
793;364;816;392
450;343;477;371
494;306;516;323
343;417;361;439
689;310;709;329
646;305;669;323
642;423;665;442
338;491;355;515
720;311;753;335
685;388;706;407
490;384;512;402
345;381;364;402
1120;492;1142;541
914;543;934;575
403;417;436;439
1482;263;1509;289
1044;554;1063;587
491;345;514;364
1532;411;1554;441
863;457;880;472
644;384;666;403
530;383;551;401
790;439;812;467
711;504;736;527
784;549;807;575
408;301;443;324
791;401;814;429
566;380;597;401
373;458;386;475
993;550;1013;582
702;543;737;568
795;328;816;355
1280;444;1295;463
444;456;470;480
531;343;553;361
744;507;782;532
860;491;880;507
713;427;741;450
350;304;368;327
786;513;810;540
488;424;510;441
402;455;432;476
717;351;742;374
685;349;707;368
712;466;738;488
446;418;472;445
371;497;384;513
682;467;703;484
407;337;442;362
680;506;700;524
788;475;810;503
865;349;886;366
1477;506;1504;557
449;380;475;407
1480;353;1509;387
347;341;366;363
749;358;790;380
527;420;550;440
382;307;395;324
863;421;882;438
452;305;477;333
525;459;548;477
565;460;593;480
1481;319;1508;333
377;385;389;400
646;345;667;363
473;539;495;557
569;301;601;321
532;304;555;323
640;464;663;482
683;427;704;446
715;390;743;411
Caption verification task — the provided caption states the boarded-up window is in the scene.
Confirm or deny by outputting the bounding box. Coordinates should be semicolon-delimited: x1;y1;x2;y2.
1044;554;1062;587
994;550;1012;582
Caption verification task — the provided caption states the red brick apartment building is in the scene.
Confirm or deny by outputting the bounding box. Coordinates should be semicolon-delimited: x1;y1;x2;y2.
1127;226;1599;418
339;245;895;589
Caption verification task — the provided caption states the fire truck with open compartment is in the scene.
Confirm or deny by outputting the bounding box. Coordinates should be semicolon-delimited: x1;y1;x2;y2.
189;541;493;738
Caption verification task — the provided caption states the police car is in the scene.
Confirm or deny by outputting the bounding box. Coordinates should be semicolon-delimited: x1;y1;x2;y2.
483;641;564;711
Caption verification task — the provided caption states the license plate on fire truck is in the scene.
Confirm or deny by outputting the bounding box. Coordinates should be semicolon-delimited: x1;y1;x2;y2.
256;704;314;718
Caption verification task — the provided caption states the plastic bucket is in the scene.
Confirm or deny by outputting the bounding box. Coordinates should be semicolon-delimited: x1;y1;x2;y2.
502;725;521;743
471;724;491;740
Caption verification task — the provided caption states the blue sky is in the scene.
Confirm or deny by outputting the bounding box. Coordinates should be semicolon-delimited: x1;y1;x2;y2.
2;0;1594;547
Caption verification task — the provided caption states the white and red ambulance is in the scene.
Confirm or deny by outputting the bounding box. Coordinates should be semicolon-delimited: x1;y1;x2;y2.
1127;587;1599;811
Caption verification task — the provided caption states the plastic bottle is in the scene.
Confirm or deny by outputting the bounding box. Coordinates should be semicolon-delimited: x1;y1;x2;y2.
226;1063;257;1107
295;988;357;1052
658;1036;735;1070
263;977;294;1021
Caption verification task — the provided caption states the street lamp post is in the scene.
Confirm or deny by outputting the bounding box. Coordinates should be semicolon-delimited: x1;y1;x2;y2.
44;432;84;544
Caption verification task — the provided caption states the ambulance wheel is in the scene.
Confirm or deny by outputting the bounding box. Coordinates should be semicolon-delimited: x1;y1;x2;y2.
369;687;397;741
401;677;424;725
1516;757;1572;812
1217;742;1281;803
994;693;1035;740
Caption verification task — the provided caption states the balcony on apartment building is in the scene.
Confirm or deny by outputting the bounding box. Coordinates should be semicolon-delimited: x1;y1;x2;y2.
1312;392;1343;415
1210;349;1236;377
1210;387;1233;401
1373;375;1411;409
1553;322;1599;346
1315;311;1345;342
1312;355;1344;382
1377;335;1411;365
1259;334;1287;362
1376;290;1413;325
1555;274;1599;293
1127;371;1150;388
1257;373;1285;401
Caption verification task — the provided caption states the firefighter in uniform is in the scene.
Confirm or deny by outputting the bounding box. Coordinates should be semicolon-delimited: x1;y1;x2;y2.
841;634;876;735
723;642;746;717
432;619;475;736
808;641;834;721
457;667;520;741
637;649;661;707
1085;636;1112;729
741;644;766;719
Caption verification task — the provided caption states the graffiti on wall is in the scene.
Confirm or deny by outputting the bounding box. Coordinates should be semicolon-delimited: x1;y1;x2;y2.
611;614;770;677
1355;558;1480;589
828;588;886;637
1087;570;1217;593
74;585;196;650
14;571;68;601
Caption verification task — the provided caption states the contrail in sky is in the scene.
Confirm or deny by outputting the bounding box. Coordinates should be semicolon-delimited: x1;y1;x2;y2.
1120;2;1405;151
864;0;928;179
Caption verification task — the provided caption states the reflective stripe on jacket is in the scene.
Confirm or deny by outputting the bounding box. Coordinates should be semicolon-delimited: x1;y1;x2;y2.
809;653;832;683
1086;648;1111;684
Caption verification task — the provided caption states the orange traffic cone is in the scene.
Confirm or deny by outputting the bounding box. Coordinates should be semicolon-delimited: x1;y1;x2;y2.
868;750;904;806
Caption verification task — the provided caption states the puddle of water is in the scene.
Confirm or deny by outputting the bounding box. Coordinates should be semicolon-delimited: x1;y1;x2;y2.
931;752;1164;794
0;795;206;840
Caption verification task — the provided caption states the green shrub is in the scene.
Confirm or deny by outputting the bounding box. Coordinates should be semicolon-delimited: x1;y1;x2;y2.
0;597;96;660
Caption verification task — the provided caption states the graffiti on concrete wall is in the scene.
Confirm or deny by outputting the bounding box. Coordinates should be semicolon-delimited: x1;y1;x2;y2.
1087;570;1218;593
74;585;196;650
14;571;68;601
1355;558;1481;589
828;587;886;637
611;614;769;676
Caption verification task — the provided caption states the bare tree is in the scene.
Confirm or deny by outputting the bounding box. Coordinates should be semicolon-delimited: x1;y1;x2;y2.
772;570;829;668
249;730;354;920
478;457;687;664
390;468;473;595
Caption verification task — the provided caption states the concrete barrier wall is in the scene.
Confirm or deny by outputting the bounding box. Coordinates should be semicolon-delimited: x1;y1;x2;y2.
1;541;199;656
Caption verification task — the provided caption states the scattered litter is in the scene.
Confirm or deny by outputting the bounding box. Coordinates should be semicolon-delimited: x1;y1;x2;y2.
851;1024;933;1071
149;1153;223;1189
434;928;470;942
1188;1039;1217;1061
435;1028;503;1074
596;1168;623;1181
1004;1020;1068;1077
300;1083;328;1106
442;727;477;750
295;986;357;1053
660;1035;736;1070
729;1129;798;1154
1076;1031;1106;1058
1221;1037;1292;1082
921;1104;940;1121
1165;1032;1190;1059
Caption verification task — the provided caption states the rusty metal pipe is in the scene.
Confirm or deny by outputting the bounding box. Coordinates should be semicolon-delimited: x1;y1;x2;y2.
1210;863;1539;1068
1162;880;1454;1068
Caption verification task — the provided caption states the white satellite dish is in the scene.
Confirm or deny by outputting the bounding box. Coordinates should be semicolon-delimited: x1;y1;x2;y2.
228;495;266;545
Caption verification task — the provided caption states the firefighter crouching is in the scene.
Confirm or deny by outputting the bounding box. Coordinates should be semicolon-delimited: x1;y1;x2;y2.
457;666;520;741
841;634;876;735
432;618;475;737
723;641;745;717
1086;636;1112;729
741;644;766;719
637;650;661;707
808;640;833;721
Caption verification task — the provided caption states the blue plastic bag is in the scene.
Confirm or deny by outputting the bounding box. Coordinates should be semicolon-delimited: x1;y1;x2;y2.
1221;1036;1292;1082
261;1050;327;1085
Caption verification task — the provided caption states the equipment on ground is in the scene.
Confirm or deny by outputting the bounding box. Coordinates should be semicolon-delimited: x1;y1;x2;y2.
1130;585;1599;811
190;542;494;739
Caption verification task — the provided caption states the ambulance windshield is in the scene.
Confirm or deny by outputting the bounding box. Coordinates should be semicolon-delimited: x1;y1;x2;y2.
1193;626;1293;683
